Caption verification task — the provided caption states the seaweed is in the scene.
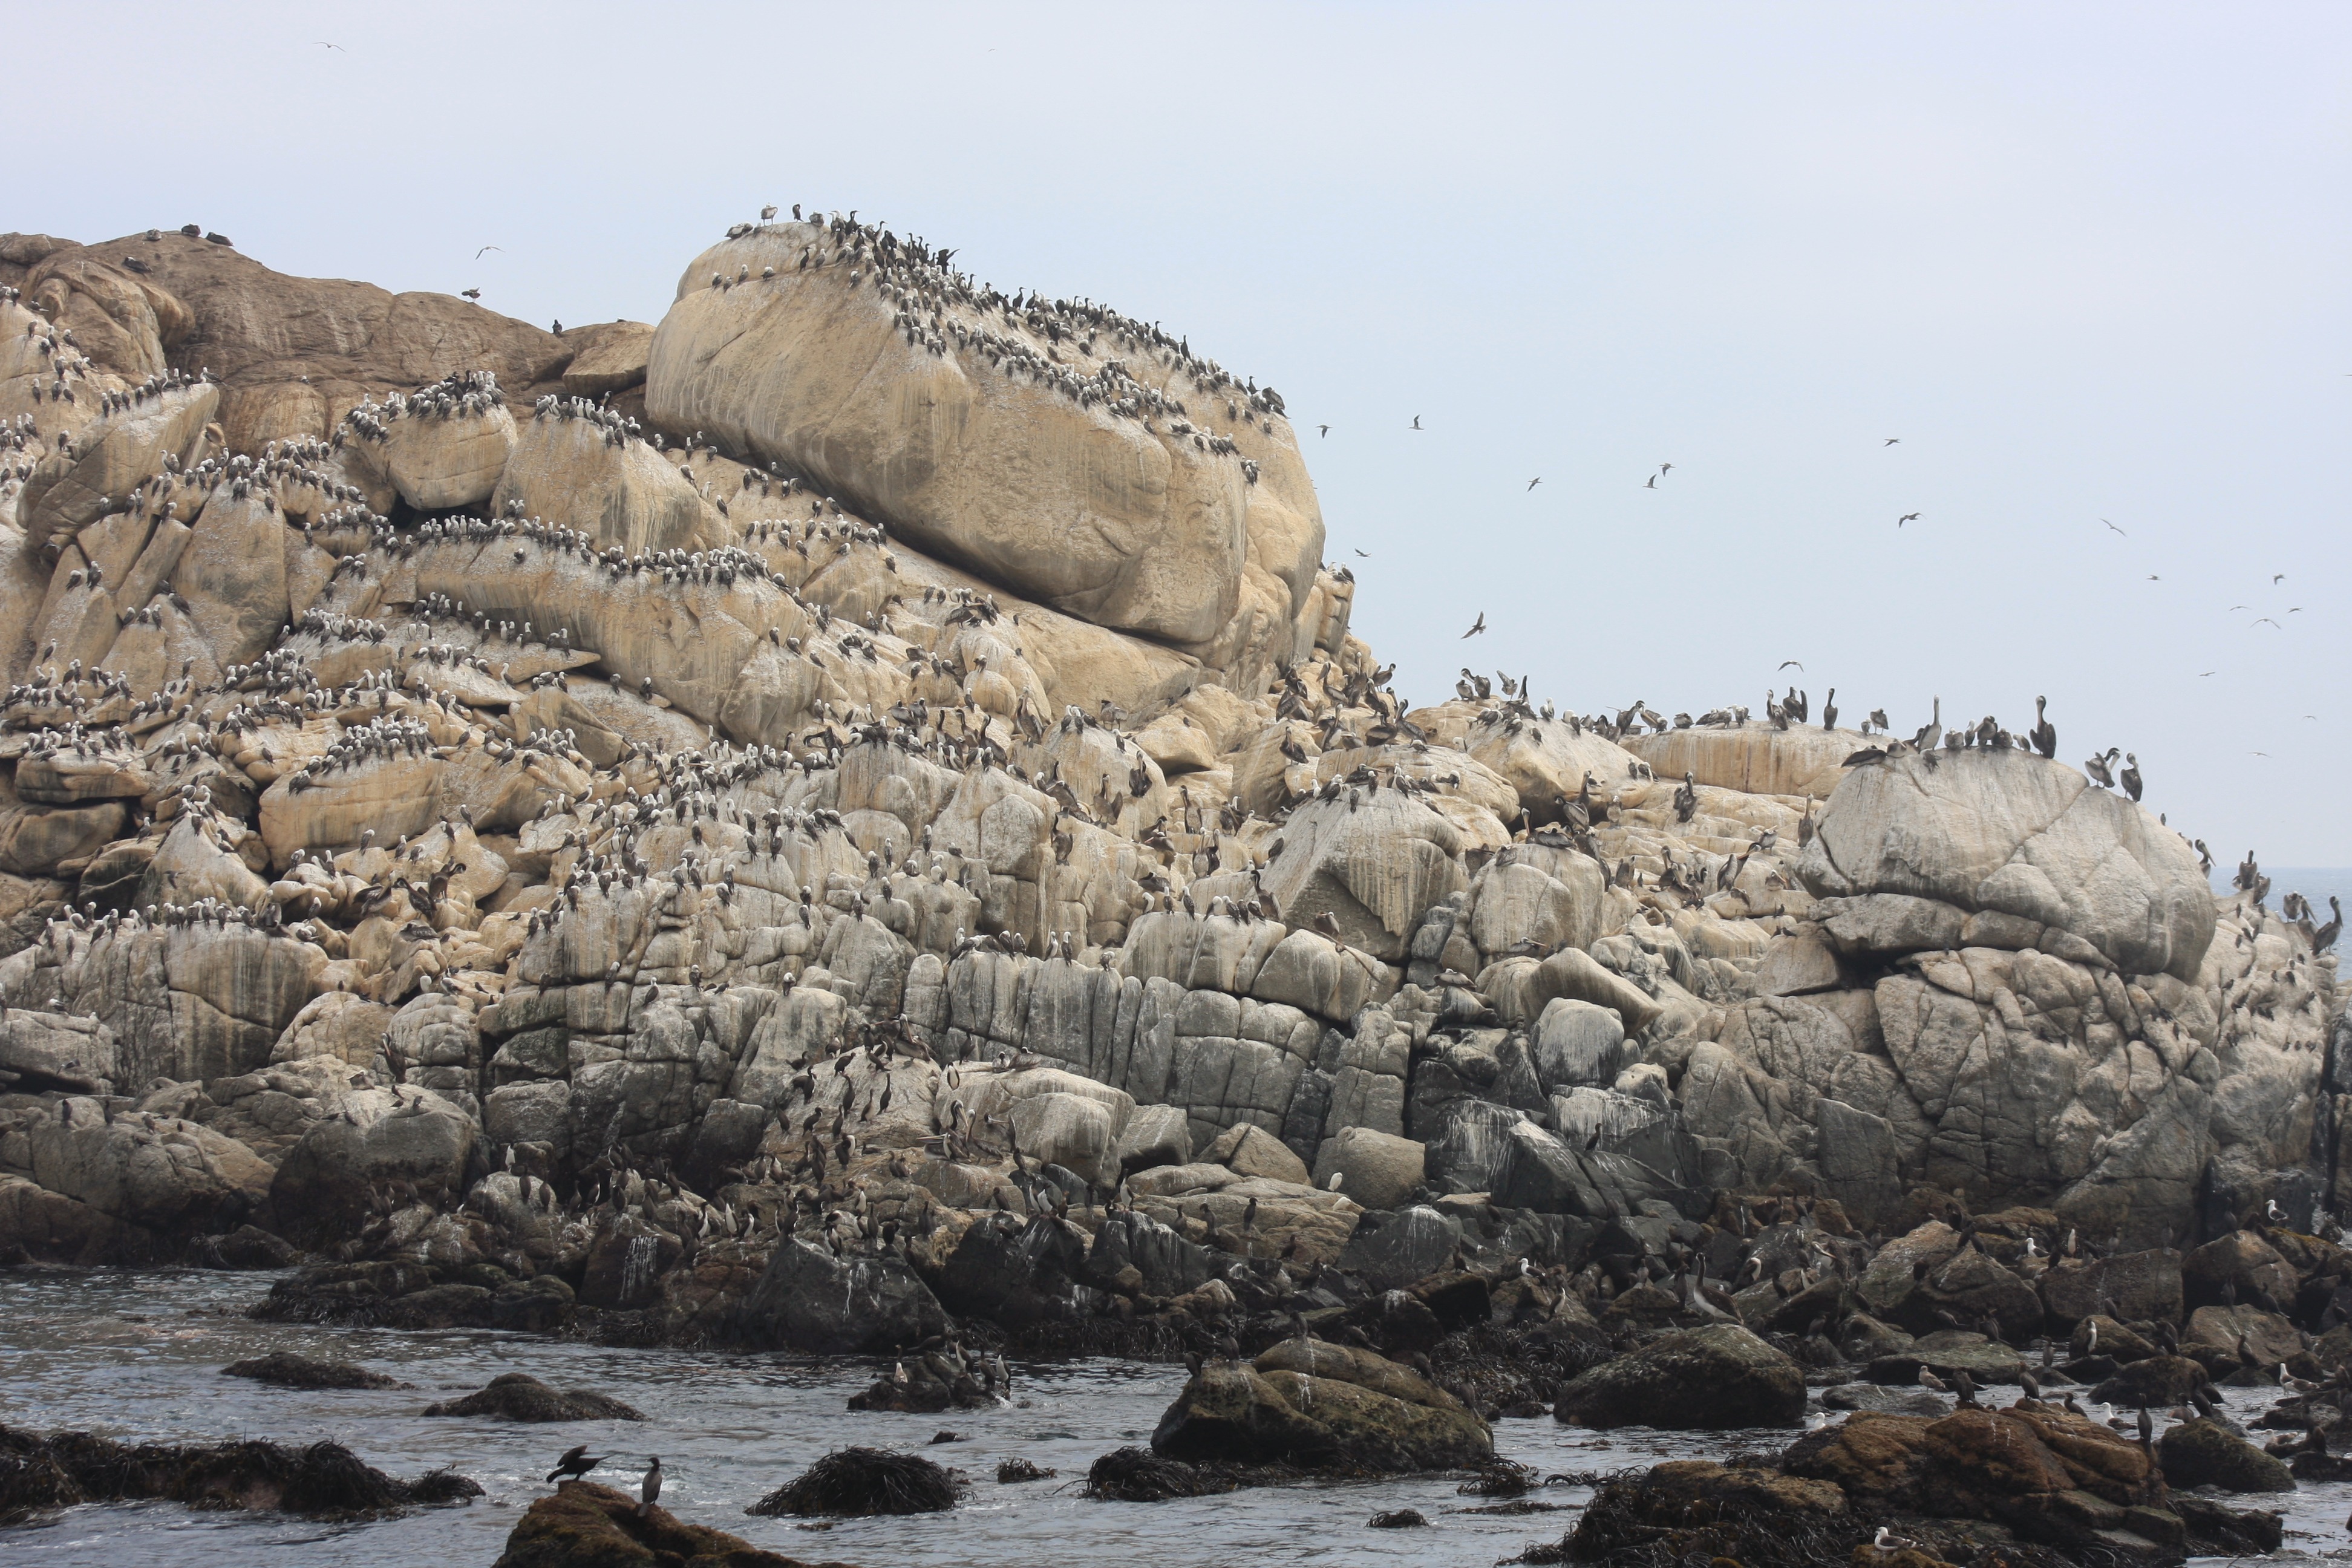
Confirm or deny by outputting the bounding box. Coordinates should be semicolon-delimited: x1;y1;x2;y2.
747;1446;961;1517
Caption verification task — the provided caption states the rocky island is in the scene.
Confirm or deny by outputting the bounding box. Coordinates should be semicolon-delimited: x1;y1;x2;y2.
0;216;2343;1566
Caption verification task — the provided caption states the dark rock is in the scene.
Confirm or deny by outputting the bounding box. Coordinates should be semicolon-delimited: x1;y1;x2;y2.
2038;1247;2183;1326
935;1212;1099;1328
191;1224;301;1270
575;1212;682;1310
0;1422;479;1523
1081;1445;1240;1501
747;1446;960;1517
492;1480;825;1568
1151;1339;1492;1472
488;1276;576;1334
2156;1418;2295;1492
995;1457;1054;1483
1555;1325;1806;1430
2182;1230;2297;1311
1368;1507;1427;1527
422;1373;644;1423
2174;1494;2284;1555
222;1352;406;1390
1863;1336;2024;1388
377;1282;495;1330
1334;1204;1458;1290
2088;1354;2210;1409
739;1237;948;1354
1077;1209;1221;1299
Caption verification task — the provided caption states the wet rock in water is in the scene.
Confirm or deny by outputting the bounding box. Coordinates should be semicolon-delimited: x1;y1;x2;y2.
0;1422;479;1523
190;1224;301;1270
748;1445;961;1517
2157;1417;2295;1492
1554;1324;1806;1430
2089;1353;2210;1409
1555;1459;1851;1567
995;1457;1055;1483
493;1480;834;1568
423;1372;644;1423
1819;1382;1946;1416
1082;1446;1243;1501
222;1351;407;1390
1369;1506;1428;1527
1151;1338;1492;1472
2172;1494;2284;1555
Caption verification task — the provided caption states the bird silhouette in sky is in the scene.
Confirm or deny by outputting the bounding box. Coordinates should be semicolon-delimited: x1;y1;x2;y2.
475;246;501;259
1318;424;1330;438
1462;613;1486;638
1884;437;1901;446
1411;416;1422;431
1526;477;1541;491
312;41;343;50
2103;520;2125;535
460;288;481;300
1779;660;1805;671
2275;573;2287;583
1644;474;1658;489
1352;549;1368;558
1898;513;1920;526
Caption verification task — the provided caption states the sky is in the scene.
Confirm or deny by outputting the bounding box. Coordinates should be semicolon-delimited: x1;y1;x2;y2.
10;3;2349;861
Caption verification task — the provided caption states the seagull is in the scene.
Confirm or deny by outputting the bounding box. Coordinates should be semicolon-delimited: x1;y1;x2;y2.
1526;477;1541;491
2200;671;2215;677
2253;618;2281;629
460;288;482;301
1352;549;1369;558
1462;613;1487;638
2147;574;2160;581
1411;415;1422;430
1318;424;1330;437
1644;474;1658;489
1883;437;1901;446
1777;660;1804;671
475;246;501;259
2274;573;2287;583
1897;512;1920;526
312;40;343;50
2102;519;2125;535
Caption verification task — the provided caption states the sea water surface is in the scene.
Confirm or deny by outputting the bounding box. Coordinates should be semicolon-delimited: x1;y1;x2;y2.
2;1269;2348;1565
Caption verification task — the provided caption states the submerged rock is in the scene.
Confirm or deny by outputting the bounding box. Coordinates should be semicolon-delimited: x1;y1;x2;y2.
0;1422;478;1523
422;1373;644;1423
221;1351;406;1390
746;1445;961;1517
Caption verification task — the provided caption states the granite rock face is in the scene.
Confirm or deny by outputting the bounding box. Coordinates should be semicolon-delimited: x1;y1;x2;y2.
0;218;2338;1393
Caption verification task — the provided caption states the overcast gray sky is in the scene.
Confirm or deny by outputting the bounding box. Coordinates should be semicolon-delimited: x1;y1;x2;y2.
13;3;2349;861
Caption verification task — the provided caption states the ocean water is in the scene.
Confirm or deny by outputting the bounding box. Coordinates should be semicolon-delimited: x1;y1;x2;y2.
1;1269;2345;1564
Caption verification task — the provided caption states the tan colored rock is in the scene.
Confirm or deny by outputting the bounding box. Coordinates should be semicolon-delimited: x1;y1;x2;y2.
353;397;518;511
560;321;654;395
1260;791;1465;962
1479;948;1664;1034
1312;1126;1425;1209
20;248;186;379
489;408;719;555
1624;722;1859;800
171;482;292;667
16;383;216;547
1798;749;2215;979
647;222;1313;652
1203;1120;1310;1184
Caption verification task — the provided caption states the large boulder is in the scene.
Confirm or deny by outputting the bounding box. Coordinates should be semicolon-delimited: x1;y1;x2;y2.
0;1096;273;1259
648;221;1321;664
1798;749;2215;979
492;1480;822;1568
2157;1418;2294;1493
738;1236;950;1355
1553;1325;1807;1430
1258;791;1465;962
1151;1339;1491;1471
267;1086;477;1245
1311;1127;1425;1211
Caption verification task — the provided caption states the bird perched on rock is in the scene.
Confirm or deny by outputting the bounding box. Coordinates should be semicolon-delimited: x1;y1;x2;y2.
638;1455;662;1516
547;1444;604;1484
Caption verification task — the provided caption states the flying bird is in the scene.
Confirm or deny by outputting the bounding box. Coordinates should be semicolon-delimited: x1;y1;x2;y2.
1411;415;1422;430
1883;437;1901;446
1897;512;1920;526
2274;573;2287;583
475;245;501;259
1526;477;1541;491
1352;549;1368;558
1644;474;1658;489
460;288;481;300
1659;462;1673;474
2102;519;2125;535
1778;660;1804;671
2146;574;2159;581
2253;618;2281;628
2200;671;2215;677
1318;424;1329;437
1462;613;1487;638
312;40;343;50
